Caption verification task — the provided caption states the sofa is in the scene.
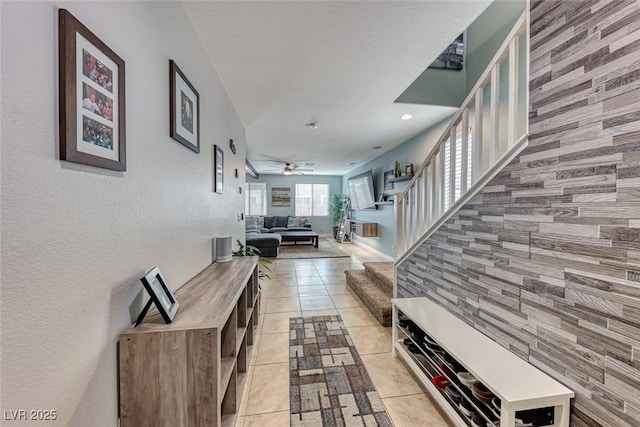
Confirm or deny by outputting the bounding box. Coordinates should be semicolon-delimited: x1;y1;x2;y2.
245;230;281;257
245;215;312;233
245;215;313;257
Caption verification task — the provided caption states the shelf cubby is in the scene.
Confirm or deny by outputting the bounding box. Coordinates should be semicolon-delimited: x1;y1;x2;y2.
237;288;247;328
221;306;237;359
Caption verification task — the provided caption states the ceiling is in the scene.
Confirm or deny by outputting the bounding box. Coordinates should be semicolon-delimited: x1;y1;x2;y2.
183;1;492;175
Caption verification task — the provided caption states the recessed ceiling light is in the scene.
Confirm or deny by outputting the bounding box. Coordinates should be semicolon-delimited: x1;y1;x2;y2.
305;122;318;129
373;146;382;150
401;113;413;120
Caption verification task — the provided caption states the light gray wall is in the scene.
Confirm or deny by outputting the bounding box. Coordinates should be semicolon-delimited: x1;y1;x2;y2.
246;174;342;235
342;116;454;257
396;67;467;107
1;2;246;426
465;0;525;90
396;0;525;108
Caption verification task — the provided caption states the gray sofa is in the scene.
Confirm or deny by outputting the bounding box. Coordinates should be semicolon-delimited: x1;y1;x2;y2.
246;215;312;233
245;215;312;257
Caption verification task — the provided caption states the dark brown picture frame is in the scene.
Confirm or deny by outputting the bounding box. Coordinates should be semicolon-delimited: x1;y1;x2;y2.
58;9;126;171
214;145;224;193
169;60;200;153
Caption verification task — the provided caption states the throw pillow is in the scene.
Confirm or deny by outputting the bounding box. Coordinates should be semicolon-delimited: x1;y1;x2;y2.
245;216;258;230
255;216;264;228
287;216;311;227
275;216;289;227
263;216;277;229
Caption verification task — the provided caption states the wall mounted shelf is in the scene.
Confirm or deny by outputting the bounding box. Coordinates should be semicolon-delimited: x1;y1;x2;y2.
388;175;413;183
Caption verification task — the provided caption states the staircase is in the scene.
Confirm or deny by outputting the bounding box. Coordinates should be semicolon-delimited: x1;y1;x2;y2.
346;13;529;325
395;11;529;266
345;262;393;326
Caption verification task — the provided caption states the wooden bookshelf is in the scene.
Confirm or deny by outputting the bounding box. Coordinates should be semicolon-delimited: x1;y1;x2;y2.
119;257;259;427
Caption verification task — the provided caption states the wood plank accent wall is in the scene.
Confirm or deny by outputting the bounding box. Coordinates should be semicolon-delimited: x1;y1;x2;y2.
396;2;640;426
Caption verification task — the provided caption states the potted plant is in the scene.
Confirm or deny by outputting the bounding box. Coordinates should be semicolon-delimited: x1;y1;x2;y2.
233;239;272;309
329;193;343;239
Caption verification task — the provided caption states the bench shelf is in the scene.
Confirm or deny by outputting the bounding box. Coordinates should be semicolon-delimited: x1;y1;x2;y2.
392;297;574;427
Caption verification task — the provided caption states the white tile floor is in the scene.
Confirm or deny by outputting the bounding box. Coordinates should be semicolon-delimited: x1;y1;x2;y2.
235;242;450;427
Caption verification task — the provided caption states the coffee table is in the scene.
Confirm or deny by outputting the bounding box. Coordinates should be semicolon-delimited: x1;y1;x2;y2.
278;231;319;248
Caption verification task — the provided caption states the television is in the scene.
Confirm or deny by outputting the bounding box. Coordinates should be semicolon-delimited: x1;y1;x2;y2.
348;169;376;210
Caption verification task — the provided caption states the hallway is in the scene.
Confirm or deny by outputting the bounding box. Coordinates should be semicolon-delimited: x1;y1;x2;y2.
235;243;450;427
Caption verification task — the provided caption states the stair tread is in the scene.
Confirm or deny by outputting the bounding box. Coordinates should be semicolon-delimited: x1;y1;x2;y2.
363;262;393;291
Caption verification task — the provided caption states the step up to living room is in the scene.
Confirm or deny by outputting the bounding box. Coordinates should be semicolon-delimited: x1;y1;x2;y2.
345;262;393;327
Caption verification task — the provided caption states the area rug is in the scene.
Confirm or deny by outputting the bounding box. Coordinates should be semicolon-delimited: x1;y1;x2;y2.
289;315;393;426
279;237;350;259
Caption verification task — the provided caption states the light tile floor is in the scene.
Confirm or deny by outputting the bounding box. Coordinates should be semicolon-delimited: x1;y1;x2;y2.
235;242;450;427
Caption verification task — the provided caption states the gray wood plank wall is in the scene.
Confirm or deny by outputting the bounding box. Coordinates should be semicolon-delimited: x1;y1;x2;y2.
396;1;640;425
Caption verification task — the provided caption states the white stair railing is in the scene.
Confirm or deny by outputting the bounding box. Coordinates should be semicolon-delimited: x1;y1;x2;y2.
395;11;529;265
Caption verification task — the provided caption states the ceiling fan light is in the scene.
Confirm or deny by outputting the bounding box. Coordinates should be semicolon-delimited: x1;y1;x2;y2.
283;170;293;175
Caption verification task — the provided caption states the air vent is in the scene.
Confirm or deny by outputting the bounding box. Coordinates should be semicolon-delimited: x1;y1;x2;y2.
303;162;316;167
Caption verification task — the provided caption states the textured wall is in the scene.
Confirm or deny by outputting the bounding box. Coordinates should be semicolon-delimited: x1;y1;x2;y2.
1;2;246;426
397;1;640;426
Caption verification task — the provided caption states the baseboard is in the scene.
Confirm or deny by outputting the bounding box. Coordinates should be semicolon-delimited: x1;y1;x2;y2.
350;237;394;261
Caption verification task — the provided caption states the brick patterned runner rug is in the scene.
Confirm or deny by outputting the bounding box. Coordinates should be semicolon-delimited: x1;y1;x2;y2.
289;315;393;426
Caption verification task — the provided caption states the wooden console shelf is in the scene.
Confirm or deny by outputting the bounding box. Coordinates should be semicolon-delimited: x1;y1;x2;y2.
119;257;259;427
349;220;378;237
392;297;574;427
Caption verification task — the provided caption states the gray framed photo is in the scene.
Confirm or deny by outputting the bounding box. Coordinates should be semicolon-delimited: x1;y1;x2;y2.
169;60;199;153
214;145;224;193
135;267;179;326
58;9;126;171
384;170;394;190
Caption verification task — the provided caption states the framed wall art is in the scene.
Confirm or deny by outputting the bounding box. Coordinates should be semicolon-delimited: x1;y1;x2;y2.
214;145;224;193
384;170;394;190
58;9;126;171
271;187;291;206
169;60;199;153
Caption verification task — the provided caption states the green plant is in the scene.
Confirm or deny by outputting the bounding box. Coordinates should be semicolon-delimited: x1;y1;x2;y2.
329;194;343;226
233;239;272;280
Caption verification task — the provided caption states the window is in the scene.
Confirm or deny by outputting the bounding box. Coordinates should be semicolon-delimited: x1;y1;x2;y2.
295;183;329;216
245;183;267;215
443;129;472;210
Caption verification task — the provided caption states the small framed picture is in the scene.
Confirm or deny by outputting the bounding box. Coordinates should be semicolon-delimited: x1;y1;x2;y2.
406;164;414;176
58;9;126;171
135;267;179;325
169;60;199;153
230;139;236;155
214;145;224;193
384;169;394;190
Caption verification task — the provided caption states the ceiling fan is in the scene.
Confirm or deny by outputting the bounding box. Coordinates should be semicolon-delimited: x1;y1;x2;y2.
264;162;315;175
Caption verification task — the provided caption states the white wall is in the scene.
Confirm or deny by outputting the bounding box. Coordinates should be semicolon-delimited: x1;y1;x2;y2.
1;2;246;426
246;174;342;235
